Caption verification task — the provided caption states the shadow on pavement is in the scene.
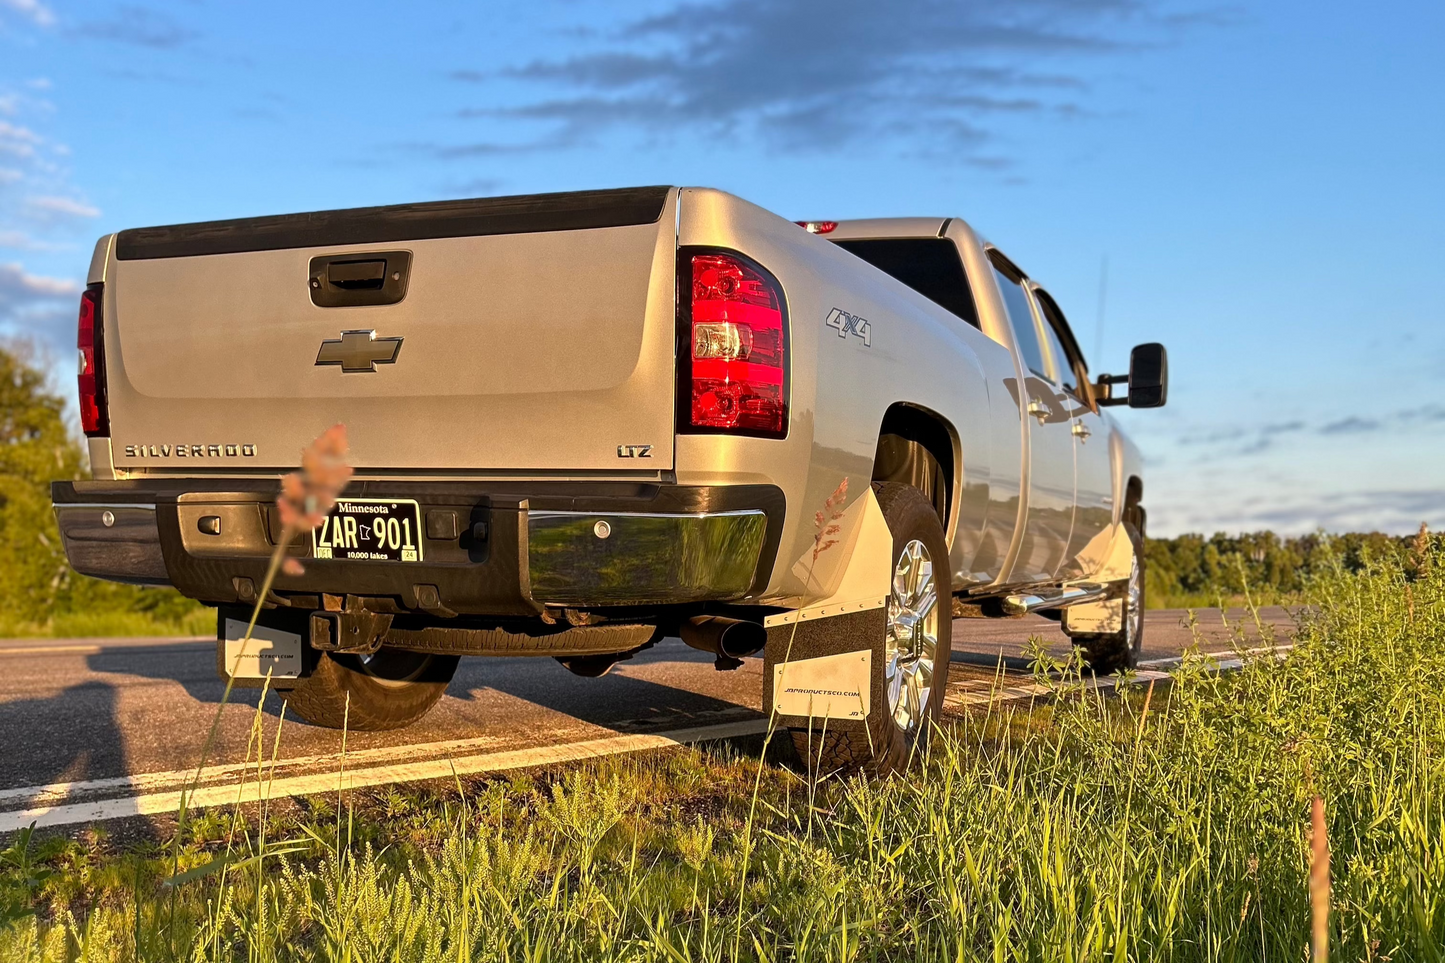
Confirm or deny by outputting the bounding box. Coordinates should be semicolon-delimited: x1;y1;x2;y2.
84;636;755;735
0;680;124;806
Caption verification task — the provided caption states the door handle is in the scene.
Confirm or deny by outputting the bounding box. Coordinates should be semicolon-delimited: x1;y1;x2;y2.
308;251;411;308
1071;422;1092;441
1027;399;1049;422
326;259;388;290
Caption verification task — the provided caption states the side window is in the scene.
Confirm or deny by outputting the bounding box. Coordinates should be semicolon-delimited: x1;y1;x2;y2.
1033;289;1086;397
989;261;1048;380
1037;308;1078;393
831;238;981;329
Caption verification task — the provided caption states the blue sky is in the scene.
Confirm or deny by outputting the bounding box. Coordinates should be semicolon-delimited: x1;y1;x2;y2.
0;0;1441;536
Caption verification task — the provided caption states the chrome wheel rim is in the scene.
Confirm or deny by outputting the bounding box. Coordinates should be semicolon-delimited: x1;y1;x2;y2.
1125;553;1143;652
886;539;938;736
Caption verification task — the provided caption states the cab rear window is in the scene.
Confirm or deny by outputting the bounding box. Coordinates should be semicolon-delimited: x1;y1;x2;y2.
832;238;980;329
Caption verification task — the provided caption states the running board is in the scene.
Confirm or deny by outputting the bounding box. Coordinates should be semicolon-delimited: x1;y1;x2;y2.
1002;584;1111;616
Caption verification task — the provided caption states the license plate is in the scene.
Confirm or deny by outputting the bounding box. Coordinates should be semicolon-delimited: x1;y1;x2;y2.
313;498;424;562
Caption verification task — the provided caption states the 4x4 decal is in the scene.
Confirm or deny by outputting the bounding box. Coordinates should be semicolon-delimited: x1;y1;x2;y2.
825;307;872;347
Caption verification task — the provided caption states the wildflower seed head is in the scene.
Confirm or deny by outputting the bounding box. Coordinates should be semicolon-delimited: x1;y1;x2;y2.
278;424;353;533
275;424;353;577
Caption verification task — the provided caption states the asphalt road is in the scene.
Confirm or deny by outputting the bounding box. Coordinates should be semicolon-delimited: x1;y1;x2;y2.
0;606;1294;828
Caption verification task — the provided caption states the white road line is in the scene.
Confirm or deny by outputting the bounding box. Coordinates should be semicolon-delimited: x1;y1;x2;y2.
947;669;1174;708
0;732;516;805
1140;642;1294;667
0;719;770;832
0;645;102;656
945;645;1294;709
0;637;210;657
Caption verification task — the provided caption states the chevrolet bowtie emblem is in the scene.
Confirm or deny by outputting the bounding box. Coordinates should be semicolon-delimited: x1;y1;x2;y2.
315;330;403;373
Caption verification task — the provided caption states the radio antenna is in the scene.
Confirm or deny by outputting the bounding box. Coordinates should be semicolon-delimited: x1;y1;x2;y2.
1093;254;1108;365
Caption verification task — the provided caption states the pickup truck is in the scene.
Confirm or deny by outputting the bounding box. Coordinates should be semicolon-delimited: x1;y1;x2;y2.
52;185;1167;774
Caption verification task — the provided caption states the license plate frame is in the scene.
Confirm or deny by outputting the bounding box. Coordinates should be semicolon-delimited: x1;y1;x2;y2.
312;498;424;563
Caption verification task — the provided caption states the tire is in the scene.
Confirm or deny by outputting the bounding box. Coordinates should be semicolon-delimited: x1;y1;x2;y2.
1066;520;1145;674
789;482;953;777
284;648;458;731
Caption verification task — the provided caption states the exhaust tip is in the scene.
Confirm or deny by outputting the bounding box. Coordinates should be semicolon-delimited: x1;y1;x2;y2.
680;615;766;660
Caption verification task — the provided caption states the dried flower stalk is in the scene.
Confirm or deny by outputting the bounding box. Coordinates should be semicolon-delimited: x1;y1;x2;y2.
811;477;848;565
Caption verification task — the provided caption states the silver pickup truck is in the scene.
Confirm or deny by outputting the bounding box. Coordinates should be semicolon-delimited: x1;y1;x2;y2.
52;186;1166;774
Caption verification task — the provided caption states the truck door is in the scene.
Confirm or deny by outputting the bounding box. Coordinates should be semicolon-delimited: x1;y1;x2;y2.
987;254;1076;583
1033;288;1113;580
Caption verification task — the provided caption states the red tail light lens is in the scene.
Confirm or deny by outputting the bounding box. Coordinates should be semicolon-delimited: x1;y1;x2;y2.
77;284;108;436
795;221;837;234
683;252;787;438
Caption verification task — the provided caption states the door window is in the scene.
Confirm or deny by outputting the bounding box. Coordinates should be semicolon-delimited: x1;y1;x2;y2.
1032;289;1088;399
989;262;1048;380
1037;308;1078;393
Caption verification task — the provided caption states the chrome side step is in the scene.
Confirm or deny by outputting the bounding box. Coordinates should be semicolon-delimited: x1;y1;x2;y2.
1001;583;1111;617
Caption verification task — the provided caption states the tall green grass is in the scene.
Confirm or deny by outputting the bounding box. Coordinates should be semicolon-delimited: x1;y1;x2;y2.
3;541;1442;961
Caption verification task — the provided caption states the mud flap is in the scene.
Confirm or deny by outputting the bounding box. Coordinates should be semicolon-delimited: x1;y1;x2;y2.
762;487;893;729
1063;522;1134;635
215;607;314;688
1064;597;1125;634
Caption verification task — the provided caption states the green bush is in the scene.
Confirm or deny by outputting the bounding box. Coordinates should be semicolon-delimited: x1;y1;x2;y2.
0;344;207;637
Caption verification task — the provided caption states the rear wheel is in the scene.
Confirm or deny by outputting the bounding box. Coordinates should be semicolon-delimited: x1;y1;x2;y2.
284;648;458;731
1066;521;1145;674
790;483;952;777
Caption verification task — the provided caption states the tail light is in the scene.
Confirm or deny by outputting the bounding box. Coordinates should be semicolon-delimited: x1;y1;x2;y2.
795;221;837;234
77;284;108;436
681;251;788;438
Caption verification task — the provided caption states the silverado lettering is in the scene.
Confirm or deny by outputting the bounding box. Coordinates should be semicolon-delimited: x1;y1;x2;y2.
122;444;257;457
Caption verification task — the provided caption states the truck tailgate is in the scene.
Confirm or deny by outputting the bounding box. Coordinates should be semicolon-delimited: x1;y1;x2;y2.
105;187;678;472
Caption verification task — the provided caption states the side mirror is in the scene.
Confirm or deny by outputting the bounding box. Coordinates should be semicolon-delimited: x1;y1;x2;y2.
1126;342;1167;408
1095;342;1168;408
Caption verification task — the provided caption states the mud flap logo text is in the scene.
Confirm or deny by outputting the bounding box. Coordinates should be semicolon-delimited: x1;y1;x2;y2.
825;308;872;347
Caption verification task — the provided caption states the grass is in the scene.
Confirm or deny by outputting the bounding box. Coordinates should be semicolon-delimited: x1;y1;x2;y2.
2;542;1443;960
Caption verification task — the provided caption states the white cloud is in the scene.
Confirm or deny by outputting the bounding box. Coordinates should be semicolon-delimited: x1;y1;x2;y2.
25;194;100;218
0;262;79;342
0;120;41;159
0;0;55;27
0;261;76;300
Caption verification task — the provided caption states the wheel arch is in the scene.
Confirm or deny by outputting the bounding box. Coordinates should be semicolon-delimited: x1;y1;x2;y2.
1123;475;1145;534
871;402;959;544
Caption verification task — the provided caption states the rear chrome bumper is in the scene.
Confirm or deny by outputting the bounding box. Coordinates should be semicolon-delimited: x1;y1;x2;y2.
52;481;783;614
528;510;768;605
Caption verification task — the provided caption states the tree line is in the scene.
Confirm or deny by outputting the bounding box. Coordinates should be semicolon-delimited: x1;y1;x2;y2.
1145;527;1432;607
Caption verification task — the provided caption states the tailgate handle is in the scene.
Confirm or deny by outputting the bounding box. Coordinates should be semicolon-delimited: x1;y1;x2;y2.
309;251;411;307
326;259;387;290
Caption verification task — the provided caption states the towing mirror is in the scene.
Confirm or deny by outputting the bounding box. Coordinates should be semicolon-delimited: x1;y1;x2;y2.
1126;342;1168;408
1095;342;1168;408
